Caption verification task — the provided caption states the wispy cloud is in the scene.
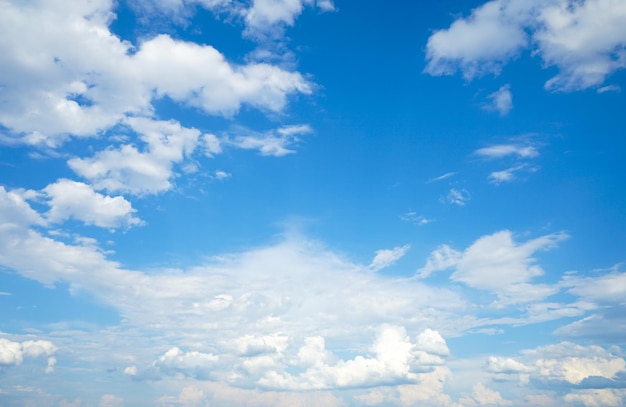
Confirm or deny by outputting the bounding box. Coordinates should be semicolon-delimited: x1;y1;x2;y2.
427;172;456;183
484;84;513;115
441;188;471;206
369;245;411;272
488;164;528;185
401;212;433;226
475;144;538;159
229;125;313;157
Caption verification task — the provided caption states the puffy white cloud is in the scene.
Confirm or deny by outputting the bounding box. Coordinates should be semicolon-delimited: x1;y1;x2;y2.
245;0;335;37
68;118;201;195
152;347;219;380
536;0;626;91
0;186;45;228
43;179;141;228
0;0;311;145
425;0;530;79
257;326;449;390
133;35;311;115
527;342;626;385
484;84;513;115
425;0;626;91
452;230;566;292
485;356;531;374
417;230;568;304
0;338;57;372
369;245;410;272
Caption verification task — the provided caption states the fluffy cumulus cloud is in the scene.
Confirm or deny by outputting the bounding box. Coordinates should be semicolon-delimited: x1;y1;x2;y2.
43;179;141;228
0;0;311;146
425;0;626;91
418;230;569;304
0;338;57;373
245;0;335;37
68;118;201;195
486;341;626;389
257;326;449;390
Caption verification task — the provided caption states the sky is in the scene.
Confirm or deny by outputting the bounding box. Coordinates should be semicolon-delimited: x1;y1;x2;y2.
0;0;625;405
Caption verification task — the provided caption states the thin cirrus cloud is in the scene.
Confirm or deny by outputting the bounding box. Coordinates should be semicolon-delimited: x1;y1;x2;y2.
425;0;626;91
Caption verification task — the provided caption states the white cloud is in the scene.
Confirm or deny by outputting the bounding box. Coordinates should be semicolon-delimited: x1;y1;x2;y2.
153;347;219;380
556;267;626;342
485;356;531;374
68;118;201;195
425;0;626;91
488;164;528;184
452;230;566;292
425;0;530;79
485;84;513;115
0;0;311;145
0;186;46;228
0;338;57;372
244;0;335;38
401;212;433;226
134;35;311;115
369;245;410;272
229;124;312;156
475;144;539;159
417;230;568;304
257;326;449;390
416;245;462;279
469;383;512;406
564;389;626;407
442;188;471;206
427;172;456;183
43;179;141;228
562;268;626;305
524;341;626;385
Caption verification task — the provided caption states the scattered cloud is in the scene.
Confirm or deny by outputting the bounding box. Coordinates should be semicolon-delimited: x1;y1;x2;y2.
369;245;411;272
488;164;528;184
43;179;142;229
401;212;433;226
475;144;538;159
417;230;569;304
427;172;456;183
256;326;449;390
229;124;313;156
484;84;513;115
425;0;626;91
0;1;311;146
0;338;57;373
441;188;471;206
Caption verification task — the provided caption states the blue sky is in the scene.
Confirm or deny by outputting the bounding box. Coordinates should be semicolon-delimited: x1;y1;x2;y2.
1;0;625;405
